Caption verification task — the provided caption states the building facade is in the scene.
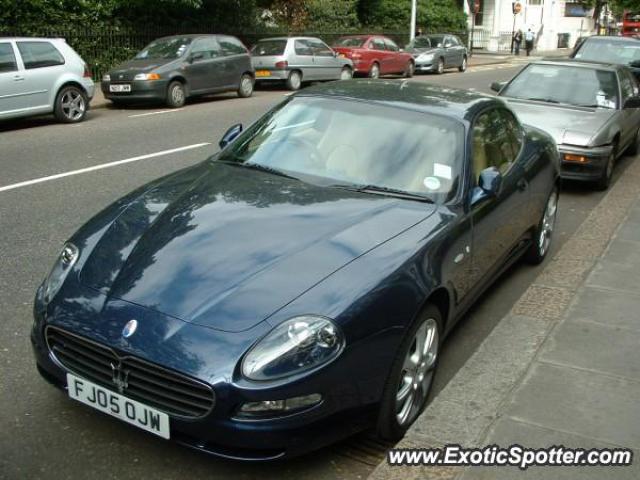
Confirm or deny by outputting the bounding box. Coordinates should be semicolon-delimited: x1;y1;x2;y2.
465;0;596;52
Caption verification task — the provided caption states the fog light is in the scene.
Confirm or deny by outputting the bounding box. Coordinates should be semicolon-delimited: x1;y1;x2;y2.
238;394;322;417
563;153;589;163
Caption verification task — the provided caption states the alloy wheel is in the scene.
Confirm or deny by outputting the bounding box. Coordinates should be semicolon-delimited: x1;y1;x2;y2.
240;75;253;96
340;67;353;80
370;63;380;79
61;90;86;121
538;189;558;257
396;318;439;426
437;58;444;74
171;85;185;105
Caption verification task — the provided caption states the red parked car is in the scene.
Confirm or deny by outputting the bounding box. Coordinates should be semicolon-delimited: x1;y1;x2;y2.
333;35;415;78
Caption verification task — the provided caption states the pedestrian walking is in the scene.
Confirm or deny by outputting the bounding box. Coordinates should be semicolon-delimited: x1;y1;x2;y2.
513;29;523;55
525;28;534;56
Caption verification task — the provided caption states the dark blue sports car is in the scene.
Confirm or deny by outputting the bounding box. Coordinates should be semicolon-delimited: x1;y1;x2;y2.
32;80;559;460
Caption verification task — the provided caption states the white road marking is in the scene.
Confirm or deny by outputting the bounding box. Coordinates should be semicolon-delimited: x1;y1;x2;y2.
0;143;211;193
128;109;183;118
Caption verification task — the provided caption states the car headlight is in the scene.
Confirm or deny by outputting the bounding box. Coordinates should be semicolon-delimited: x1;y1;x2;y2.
43;243;79;303
418;53;434;62
134;73;161;80
102;74;110;82
241;316;345;381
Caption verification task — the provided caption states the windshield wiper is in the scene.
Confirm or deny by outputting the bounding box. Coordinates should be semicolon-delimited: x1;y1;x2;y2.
331;183;434;203
234;162;299;180
526;97;560;104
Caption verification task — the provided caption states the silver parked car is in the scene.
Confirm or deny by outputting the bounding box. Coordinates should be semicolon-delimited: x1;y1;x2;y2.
492;59;640;189
0;37;94;123
405;34;468;74
251;36;353;91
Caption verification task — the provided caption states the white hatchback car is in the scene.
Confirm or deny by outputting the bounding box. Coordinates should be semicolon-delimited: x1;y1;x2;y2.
0;37;95;123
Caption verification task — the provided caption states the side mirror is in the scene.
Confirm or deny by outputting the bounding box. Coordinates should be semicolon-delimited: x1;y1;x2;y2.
624;96;640;109
399;48;405;52
189;52;204;63
219;123;243;149
629;59;640;68
490;81;506;93
471;167;503;206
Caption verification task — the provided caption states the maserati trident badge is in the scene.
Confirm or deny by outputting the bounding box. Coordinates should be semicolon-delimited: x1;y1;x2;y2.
122;319;138;339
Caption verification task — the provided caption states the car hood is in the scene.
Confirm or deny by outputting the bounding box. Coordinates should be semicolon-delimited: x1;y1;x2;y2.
108;58;171;79
503;98;616;147
408;47;437;56
78;162;434;332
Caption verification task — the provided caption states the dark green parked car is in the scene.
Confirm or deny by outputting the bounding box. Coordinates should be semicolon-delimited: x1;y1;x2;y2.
101;34;255;108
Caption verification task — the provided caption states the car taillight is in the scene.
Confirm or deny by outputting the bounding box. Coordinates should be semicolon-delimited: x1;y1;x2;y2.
83;64;91;78
275;60;288;69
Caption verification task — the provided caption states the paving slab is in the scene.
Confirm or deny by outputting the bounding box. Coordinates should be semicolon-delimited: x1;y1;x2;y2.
503;362;640;448
614;219;640;243
459;418;640;480
586;259;640;296
562;286;640;332
600;237;640;266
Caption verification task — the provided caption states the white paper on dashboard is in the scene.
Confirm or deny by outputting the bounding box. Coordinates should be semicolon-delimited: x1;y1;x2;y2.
433;163;452;180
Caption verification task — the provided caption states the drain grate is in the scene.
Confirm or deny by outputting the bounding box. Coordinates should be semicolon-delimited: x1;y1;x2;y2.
333;433;395;466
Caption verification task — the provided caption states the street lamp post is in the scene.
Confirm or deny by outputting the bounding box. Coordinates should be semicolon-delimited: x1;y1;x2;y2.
410;0;417;41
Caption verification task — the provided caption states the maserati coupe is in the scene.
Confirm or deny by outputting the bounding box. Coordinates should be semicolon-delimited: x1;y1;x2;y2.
32;80;559;460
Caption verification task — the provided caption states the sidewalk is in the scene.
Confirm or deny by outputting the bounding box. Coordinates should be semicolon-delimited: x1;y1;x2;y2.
370;157;640;480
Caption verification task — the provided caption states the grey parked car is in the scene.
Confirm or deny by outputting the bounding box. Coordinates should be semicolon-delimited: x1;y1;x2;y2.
492;59;640;189
101;34;254;108
405;34;468;74
251;37;353;91
0;37;94;123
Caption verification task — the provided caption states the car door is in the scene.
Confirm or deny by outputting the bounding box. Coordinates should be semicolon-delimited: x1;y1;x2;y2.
618;68;640;148
184;37;225;93
442;36;457;67
383;37;403;73
449;36;466;66
218;36;249;87
308;38;340;80
0;41;25;117
468;108;530;288
293;39;316;80
15;40;66;111
370;37;389;74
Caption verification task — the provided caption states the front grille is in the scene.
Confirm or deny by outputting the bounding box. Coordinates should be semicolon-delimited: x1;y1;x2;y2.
46;327;215;419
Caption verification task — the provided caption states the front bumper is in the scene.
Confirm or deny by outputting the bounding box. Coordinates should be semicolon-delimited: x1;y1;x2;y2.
558;144;613;181
415;61;436;72
101;80;168;103
30;282;382;460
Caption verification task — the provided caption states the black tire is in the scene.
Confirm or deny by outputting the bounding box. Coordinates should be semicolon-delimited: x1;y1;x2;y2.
459;56;468;72
377;304;442;441
166;81;186;108
435;57;444;74
404;61;415;78
286;70;302;91
53;85;88;123
525;187;559;265
237;73;254;98
369;62;380;79
626;128;640;156
596;145;616;190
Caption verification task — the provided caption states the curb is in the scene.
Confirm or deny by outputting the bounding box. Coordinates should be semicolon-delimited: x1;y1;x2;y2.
368;157;640;480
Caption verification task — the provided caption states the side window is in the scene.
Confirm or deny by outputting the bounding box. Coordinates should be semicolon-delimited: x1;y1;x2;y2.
0;43;17;73
384;38;399;52
294;40;314;56
444;36;454;48
451;36;461;46
372;38;386;50
472;109;522;181
219;37;246;56
17;41;64;69
190;37;221;61
628;70;640;96
307;39;334;57
620;70;636;100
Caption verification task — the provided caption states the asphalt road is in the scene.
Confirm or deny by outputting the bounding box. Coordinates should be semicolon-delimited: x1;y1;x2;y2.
1;63;634;480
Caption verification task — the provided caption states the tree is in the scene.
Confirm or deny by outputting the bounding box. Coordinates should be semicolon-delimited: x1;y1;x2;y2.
356;0;466;32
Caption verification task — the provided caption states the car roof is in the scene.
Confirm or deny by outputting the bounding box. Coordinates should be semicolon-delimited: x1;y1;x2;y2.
531;58;622;71
0;37;65;42
257;36;322;42
582;35;640;44
296;80;500;122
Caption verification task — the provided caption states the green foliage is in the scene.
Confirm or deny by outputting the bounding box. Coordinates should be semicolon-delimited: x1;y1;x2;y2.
359;0;467;32
306;0;360;31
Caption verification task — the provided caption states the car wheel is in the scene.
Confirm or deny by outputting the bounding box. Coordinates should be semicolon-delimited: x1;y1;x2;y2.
596;147;616;190
377;304;441;441
626;128;640;156
286;70;302;91
404;61;415;78
237;73;254;98
339;66;353;80
166;81;186;108
54;85;88;123
435;58;444;74
459;56;467;72
369;62;380;79
525;187;559;265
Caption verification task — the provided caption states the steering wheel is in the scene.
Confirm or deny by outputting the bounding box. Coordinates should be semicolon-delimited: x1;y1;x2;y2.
283;135;325;170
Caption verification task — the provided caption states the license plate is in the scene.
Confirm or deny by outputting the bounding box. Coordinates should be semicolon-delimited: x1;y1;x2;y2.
109;84;131;92
255;70;271;77
67;373;170;439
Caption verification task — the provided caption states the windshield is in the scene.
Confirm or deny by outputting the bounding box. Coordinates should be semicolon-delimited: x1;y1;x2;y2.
334;37;366;47
575;39;640;65
251;40;287;56
501;64;619;109
408;37;432;49
135;37;192;60
217;97;464;202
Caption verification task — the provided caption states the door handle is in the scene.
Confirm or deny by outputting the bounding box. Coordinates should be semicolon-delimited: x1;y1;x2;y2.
13;75;25;81
517;178;528;191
